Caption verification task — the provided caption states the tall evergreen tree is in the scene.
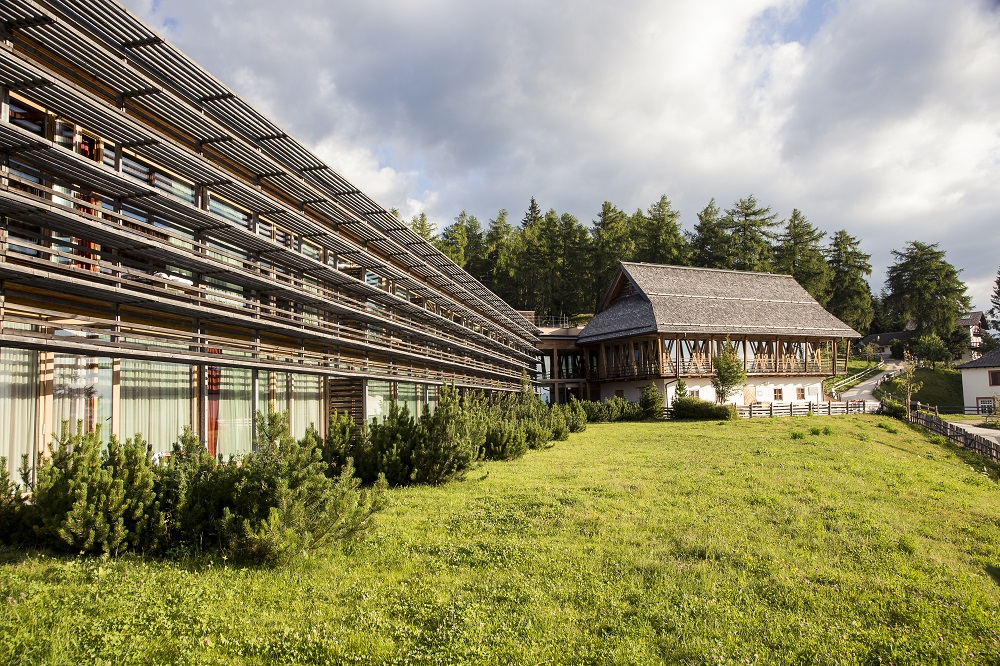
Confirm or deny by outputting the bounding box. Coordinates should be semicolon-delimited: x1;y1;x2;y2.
410;212;434;241
884;241;970;340
552;212;593;316
434;211;470;266
521;196;542;228
461;214;487;280
773;209;830;304
590;201;636;303
722;195;778;272
636;195;690;266
825;230;874;334
688;199;729;269
990;266;1000;330
483;209;517;304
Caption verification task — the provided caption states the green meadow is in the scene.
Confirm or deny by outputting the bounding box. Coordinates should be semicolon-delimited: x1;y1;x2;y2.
2;417;999;665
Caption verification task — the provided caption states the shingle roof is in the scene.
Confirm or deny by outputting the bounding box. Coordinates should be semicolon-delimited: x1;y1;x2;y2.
958;311;985;328
860;330;913;346
956;346;1000;370
578;262;861;345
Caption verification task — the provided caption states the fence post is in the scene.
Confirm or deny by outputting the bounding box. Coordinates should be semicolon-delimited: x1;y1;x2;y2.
790;403;794;417
769;403;774;417
828;402;832;416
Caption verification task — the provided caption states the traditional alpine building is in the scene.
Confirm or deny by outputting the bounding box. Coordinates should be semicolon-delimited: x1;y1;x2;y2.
572;262;860;405
0;0;537;479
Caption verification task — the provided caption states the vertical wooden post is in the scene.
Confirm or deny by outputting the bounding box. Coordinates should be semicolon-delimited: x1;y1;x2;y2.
111;358;121;440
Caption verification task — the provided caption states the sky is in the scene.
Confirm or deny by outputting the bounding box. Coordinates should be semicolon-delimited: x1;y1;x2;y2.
119;0;1000;312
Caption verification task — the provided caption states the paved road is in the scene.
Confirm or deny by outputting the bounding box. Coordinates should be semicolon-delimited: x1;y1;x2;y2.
942;420;1000;445
840;360;900;402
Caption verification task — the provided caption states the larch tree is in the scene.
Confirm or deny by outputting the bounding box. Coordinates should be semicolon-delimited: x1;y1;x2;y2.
825;230;874;334
722;195;778;272
991;266;1000;330
884;241;970;341
636;195;690;266
688;199;729;269
590;201;636;305
773;209;830;305
410;212;434;241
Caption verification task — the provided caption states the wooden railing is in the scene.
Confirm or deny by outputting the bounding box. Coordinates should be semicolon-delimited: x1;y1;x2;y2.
910;410;1000;462
736;400;876;418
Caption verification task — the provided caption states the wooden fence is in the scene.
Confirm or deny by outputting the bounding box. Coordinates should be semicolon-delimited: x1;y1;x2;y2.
736;400;877;418
909;411;1000;462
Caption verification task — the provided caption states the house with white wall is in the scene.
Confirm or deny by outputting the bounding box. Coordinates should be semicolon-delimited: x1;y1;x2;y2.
956;347;1000;414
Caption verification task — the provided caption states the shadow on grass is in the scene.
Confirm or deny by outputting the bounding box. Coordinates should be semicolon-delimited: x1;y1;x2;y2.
985;565;1000;588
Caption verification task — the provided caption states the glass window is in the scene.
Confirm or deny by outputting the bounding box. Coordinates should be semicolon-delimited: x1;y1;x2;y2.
120;360;192;454
397;382;418;419
292;374;322;439
8;98;47;136
796;387;806;401
366;380;392;422
211;367;253;458
773;388;783;401
53;355;112;439
0;348;39;485
989;371;1000;387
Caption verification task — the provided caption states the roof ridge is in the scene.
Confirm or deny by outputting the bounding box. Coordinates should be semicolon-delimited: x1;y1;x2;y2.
620;261;794;279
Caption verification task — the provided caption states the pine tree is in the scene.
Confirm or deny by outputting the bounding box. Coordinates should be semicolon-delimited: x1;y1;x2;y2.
722;195;778;272
590;201;636;304
990;266;1000;330
773;209;830;304
410;212;434;241
636;195;689;266
688;199;729;269
885;241;970;340
825;230;874;334
483;209;516;302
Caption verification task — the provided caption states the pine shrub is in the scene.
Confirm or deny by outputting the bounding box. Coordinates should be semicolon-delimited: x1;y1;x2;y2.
0;457;27;546
640;383;665;420
33;423;127;554
483;419;528;461
368;403;419;486
411;385;478;485
565;395;588;432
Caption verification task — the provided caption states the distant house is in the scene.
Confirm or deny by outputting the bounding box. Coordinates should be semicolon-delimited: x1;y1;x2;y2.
956;347;1000;414
957;311;988;362
859;330;913;357
573;263;860;406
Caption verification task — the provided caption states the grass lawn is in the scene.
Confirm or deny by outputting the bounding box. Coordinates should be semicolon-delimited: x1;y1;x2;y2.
913;367;965;407
2;417;1000;665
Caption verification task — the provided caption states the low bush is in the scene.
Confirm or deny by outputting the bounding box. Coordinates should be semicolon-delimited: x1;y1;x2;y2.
564;396;588;433
579;396;646;423
880;398;908;421
671;396;738;421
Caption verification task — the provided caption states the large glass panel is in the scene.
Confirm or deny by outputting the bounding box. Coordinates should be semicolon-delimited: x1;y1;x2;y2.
365;380;392;422
215;367;253;459
120;360;192;453
397;382;418;420
53;354;112;439
0;348;38;484
292;374;322;439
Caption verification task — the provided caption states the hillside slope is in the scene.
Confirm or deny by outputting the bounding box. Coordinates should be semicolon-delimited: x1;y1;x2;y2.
2;417;998;665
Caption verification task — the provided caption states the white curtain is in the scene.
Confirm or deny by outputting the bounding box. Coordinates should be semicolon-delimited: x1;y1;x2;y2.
366;380;391;422
53;354;112;439
397;382;418;420
292;373;322;439
0;348;38;483
217;367;252;458
120;359;192;453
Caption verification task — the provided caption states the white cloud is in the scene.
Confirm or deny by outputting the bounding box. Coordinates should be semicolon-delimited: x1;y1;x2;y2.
122;0;1000;308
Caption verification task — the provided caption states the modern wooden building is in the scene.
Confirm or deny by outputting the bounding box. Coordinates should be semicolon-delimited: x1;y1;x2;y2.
0;0;537;479
572;263;860;405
